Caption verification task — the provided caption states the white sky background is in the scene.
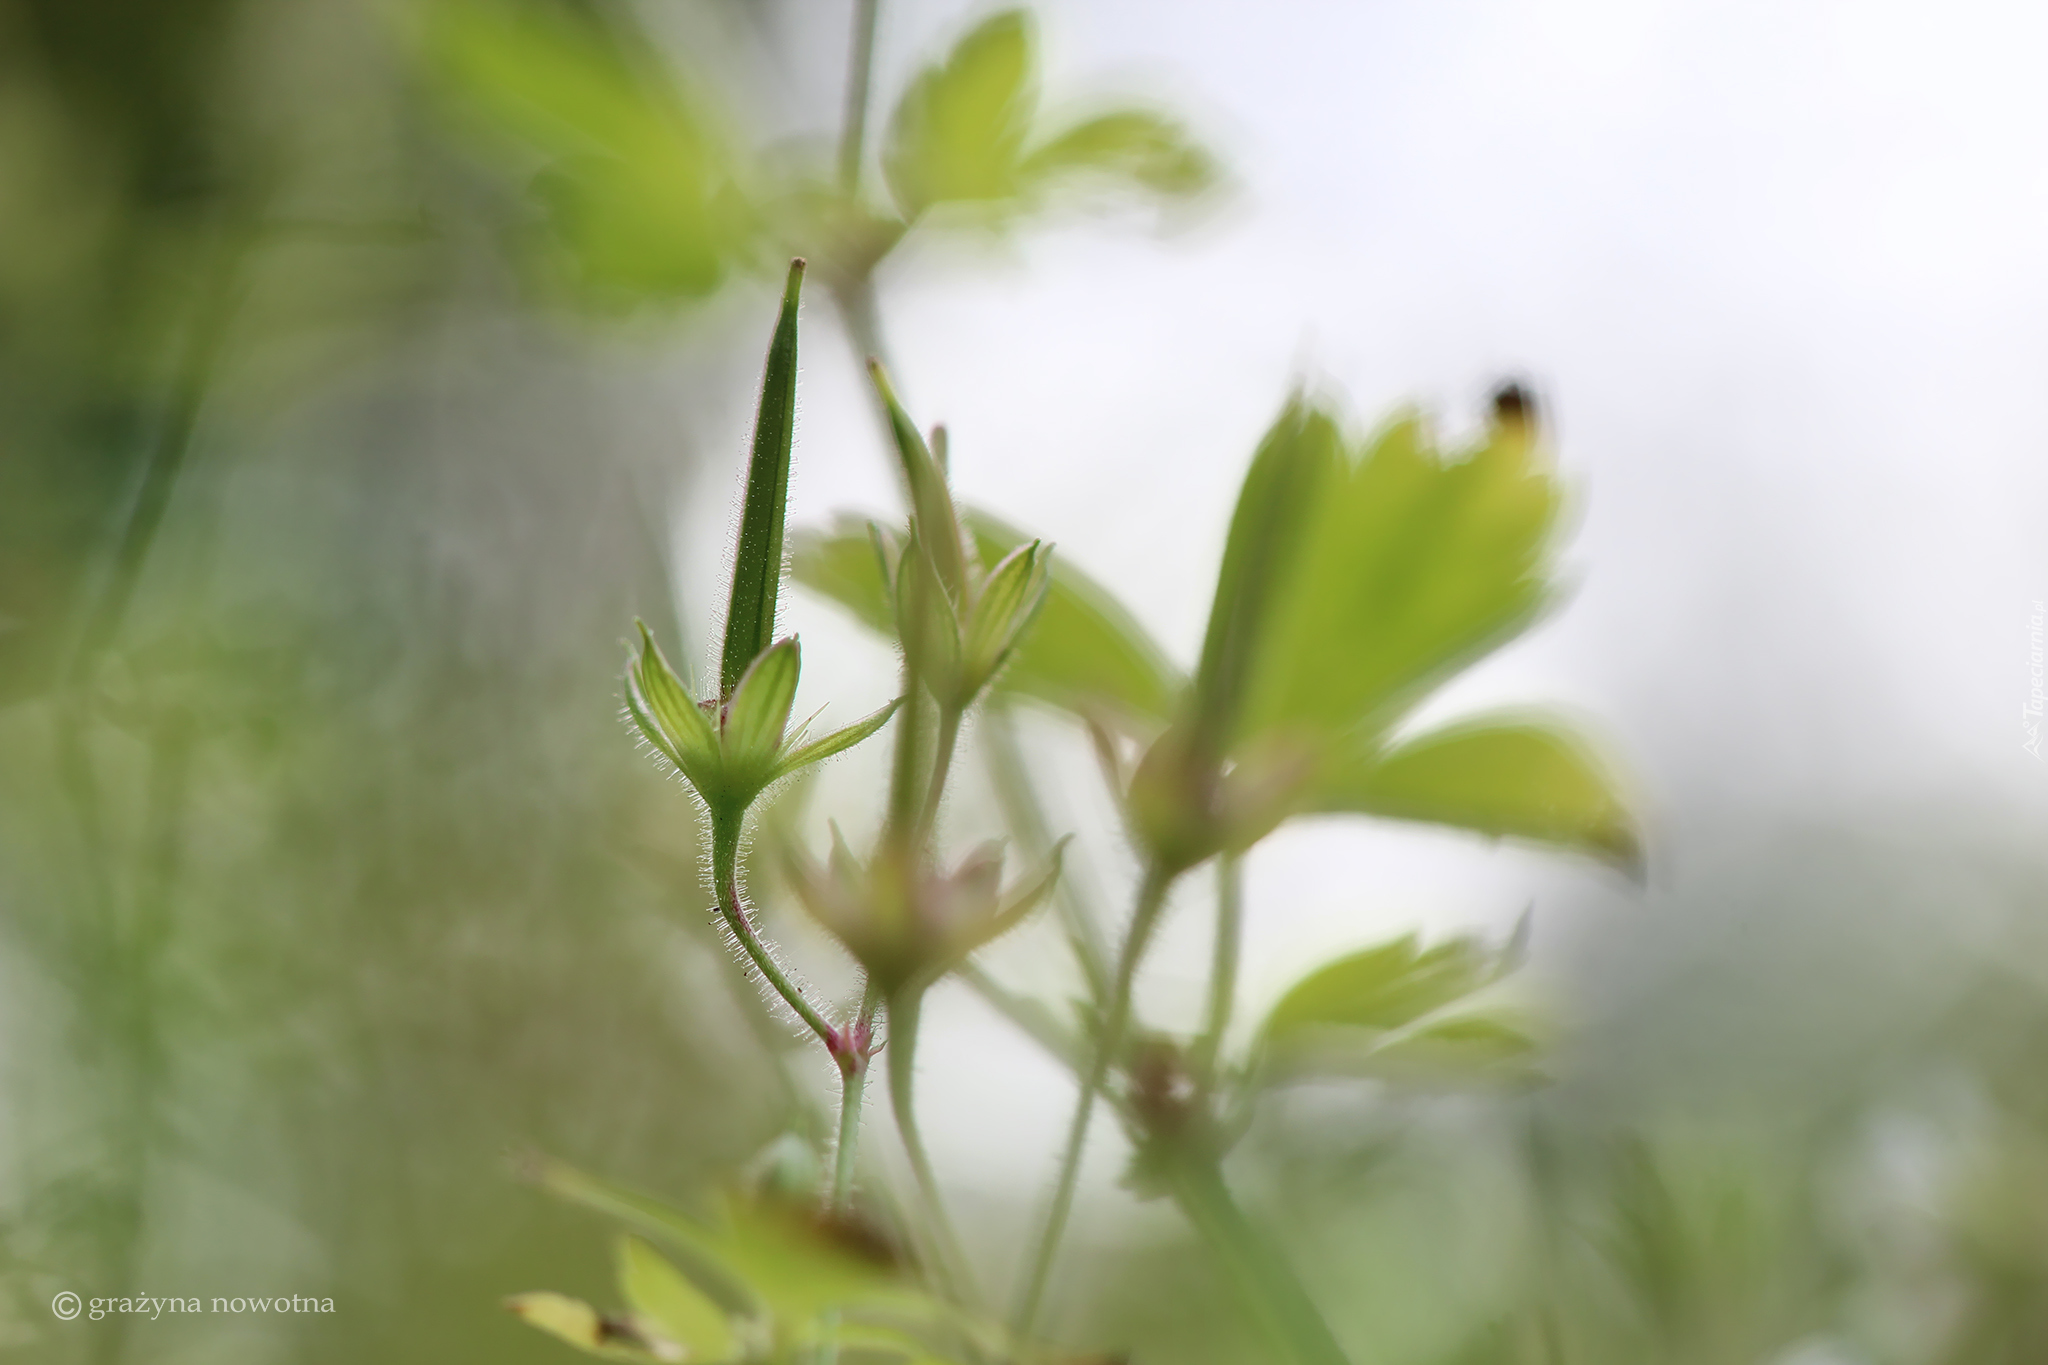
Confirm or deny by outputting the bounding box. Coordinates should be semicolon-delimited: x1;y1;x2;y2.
668;0;2048;1270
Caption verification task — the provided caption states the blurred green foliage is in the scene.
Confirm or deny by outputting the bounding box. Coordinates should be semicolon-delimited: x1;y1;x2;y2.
1;3;2046;1365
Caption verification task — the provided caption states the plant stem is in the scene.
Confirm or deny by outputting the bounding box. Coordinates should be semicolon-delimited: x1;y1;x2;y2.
1191;854;1243;1089
712;819;835;1045
912;704;962;845
1162;1148;1351;1365
981;704;1111;1002
828;979;884;1213
836;0;882;194
886;990;976;1303
1010;863;1174;1338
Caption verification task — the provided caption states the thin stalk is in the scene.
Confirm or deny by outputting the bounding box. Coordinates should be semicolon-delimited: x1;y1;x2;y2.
1191;854;1243;1089
1163;1150;1351;1365
1010;863;1174;1338
885;990;976;1304
981;704;1111;1001
836;0;882;194
912;704;962;845
955;962;1085;1075
712;820;835;1045
828;979;884;1212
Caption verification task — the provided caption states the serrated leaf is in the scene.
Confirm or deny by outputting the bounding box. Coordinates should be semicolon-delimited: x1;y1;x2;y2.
720;260;804;696
772;698;901;783
1191;397;1344;759
618;1235;735;1361
425;1;747;301
882;10;1035;217
1314;716;1639;871
1263;1009;1544;1088
1021;108;1218;202
1236;413;1561;748
966;510;1182;729
1261;934;1503;1041
721;638;800;775
792;519;895;635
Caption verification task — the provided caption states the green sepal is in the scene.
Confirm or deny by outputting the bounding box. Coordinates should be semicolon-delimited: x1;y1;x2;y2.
627;621;717;783
867;362;969;602
773;698;902;783
959;539;1052;702
721;637;801;783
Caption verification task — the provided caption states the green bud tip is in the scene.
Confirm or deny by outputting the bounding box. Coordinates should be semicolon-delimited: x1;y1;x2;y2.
784;258;806;305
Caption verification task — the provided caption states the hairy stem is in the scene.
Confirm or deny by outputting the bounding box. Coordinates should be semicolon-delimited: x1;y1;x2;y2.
886;990;976;1303
712;819;834;1045
829;979;884;1212
1191;854;1243;1089
1011;863;1174;1338
981;705;1111;1001
912;704;962;846
836;0;882;194
1163;1148;1351;1365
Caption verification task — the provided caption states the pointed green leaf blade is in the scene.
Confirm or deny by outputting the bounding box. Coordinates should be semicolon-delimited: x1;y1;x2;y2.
721;260;805;695
1314;716;1639;870
965;510;1183;729
882;9;1036;217
773;698;902;782
617;1235;736;1361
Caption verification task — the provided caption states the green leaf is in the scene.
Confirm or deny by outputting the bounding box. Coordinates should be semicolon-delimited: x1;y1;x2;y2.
1020;108;1219;202
617;1235;736;1361
882;10;1035;217
966;510;1183;729
1261;933;1505;1042
529;1161;764;1321
505;1291;678;1361
791;518;895;636
721;638;801;777
1314;716;1639;871
1263;1009;1544;1087
424;1;746;301
528;1157;937;1328
1191;397;1345;760
1235;413;1561;748
720;260;805;696
772;698;902;783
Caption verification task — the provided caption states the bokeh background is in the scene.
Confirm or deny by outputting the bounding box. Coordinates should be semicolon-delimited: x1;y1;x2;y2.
2;0;2045;1361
